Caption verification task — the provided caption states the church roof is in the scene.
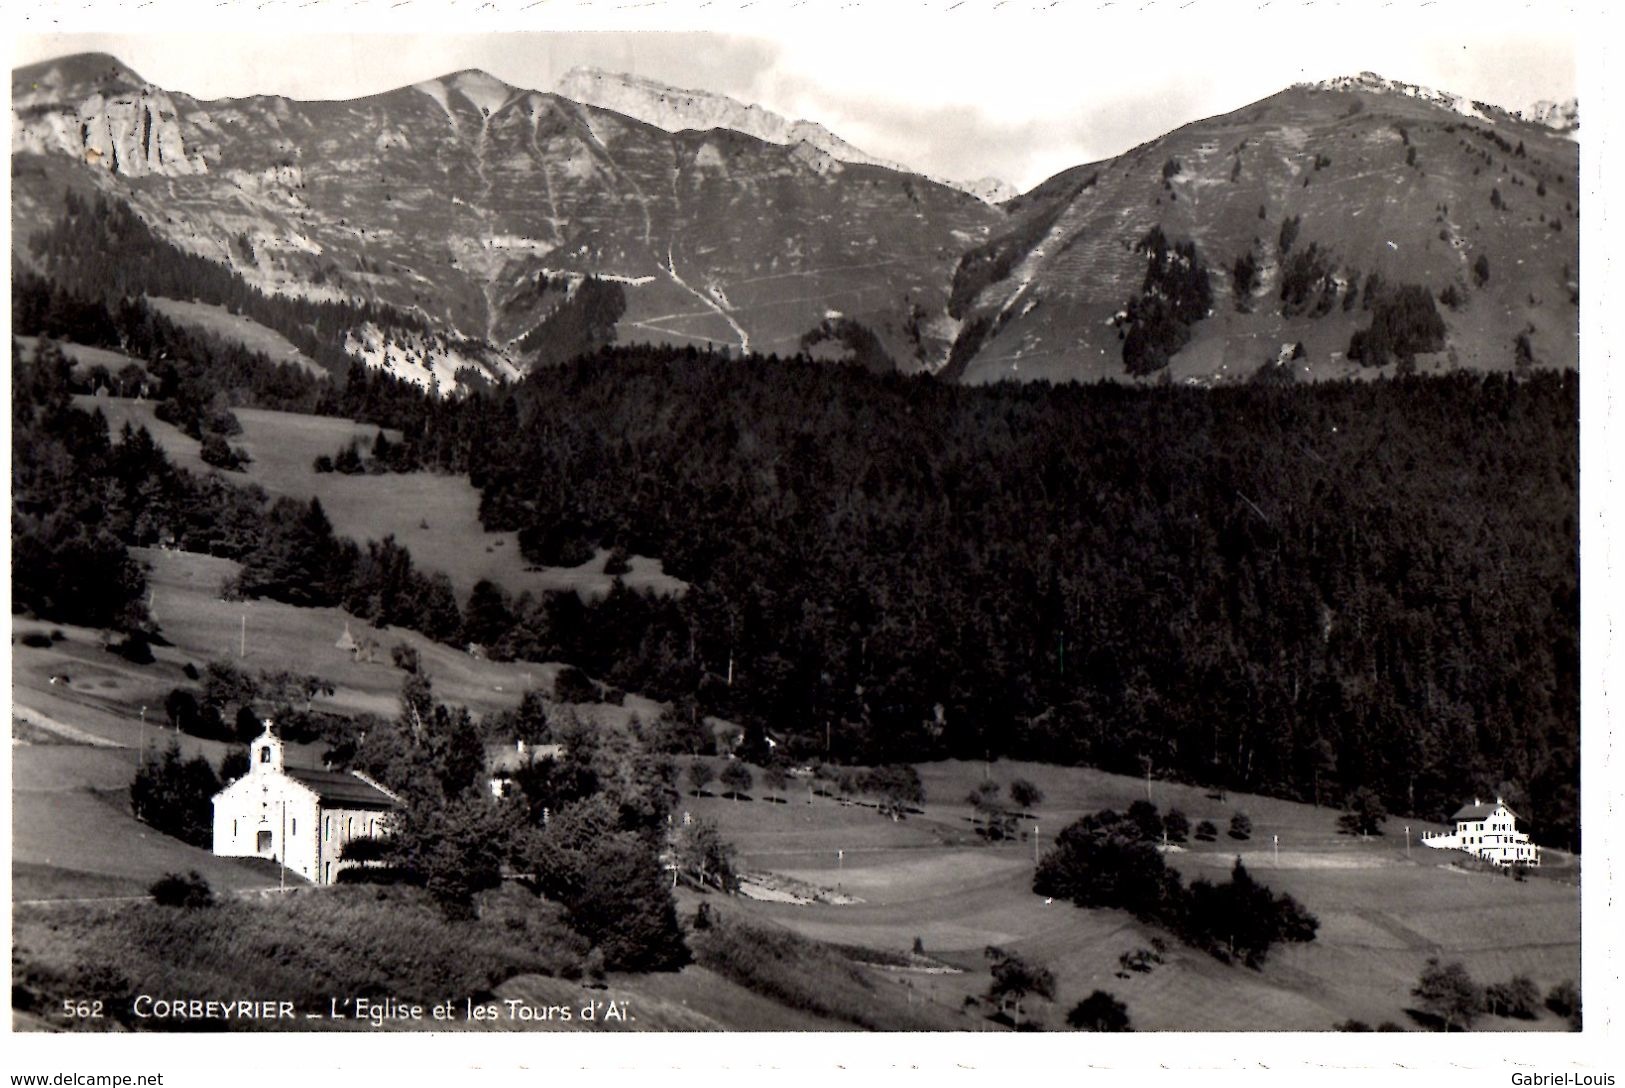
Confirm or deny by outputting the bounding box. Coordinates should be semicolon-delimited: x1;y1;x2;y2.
285;767;400;809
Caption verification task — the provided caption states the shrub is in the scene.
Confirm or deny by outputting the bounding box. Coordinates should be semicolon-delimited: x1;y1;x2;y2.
150;870;215;908
1484;975;1541;1019
1514;331;1535;370
1412;957;1484;1031
1231;251;1259;310
1473;254;1491;287
200;433;246;471
1338;787;1388;836
985;945;1056;1028
1228;812;1252;840
1278;214;1301;255
719;761;753;799
109;631;155;664
1545;980;1580;1029
19;631;52;648
1162;808;1190;843
1068;990;1132;1031
1194;819;1218;842
603;546;631;576
390;642;421;674
1008;777;1044;809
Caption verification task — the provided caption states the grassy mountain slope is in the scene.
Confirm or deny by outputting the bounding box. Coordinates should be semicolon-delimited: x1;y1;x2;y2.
949;79;1578;385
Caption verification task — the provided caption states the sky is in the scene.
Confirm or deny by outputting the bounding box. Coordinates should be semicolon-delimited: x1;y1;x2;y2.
9;4;1579;193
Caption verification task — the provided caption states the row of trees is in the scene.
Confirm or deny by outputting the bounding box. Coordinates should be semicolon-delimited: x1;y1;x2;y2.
1410;958;1580;1032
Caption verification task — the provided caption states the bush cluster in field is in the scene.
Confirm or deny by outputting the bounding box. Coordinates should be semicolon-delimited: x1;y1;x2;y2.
1035;802;1317;968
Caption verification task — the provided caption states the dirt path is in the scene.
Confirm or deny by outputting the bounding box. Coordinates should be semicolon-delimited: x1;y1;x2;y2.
12;705;127;748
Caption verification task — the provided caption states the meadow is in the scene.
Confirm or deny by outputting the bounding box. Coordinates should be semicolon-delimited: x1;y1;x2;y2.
679;758;1580;1031
144;296;326;378
12;609;1580;1031
77;394;686;601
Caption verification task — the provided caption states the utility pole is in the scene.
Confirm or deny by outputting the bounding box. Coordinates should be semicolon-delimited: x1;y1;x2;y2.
1034;823;1041;864
138;705;146;764
1273;834;1280;868
1405;825;1411;860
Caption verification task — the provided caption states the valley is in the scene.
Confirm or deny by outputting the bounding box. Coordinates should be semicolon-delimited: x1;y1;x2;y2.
9;38;1584;1044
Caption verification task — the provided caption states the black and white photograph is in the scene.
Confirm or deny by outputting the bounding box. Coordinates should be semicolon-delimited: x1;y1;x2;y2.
4;1;1614;1081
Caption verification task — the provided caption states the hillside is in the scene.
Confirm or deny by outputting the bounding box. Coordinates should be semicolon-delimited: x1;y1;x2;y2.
945;75;1579;384
683;757;1578;1031
12;54;1002;382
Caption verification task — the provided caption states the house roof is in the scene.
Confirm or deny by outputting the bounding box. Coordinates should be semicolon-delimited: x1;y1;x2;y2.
285;768;400;809
486;743;566;775
1452;801;1517;822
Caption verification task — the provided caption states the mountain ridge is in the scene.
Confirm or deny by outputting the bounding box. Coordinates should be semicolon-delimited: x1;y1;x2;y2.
10;52;1578;391
556;66;1017;204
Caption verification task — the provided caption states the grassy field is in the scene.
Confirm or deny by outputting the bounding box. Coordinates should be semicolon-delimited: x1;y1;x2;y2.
78;397;687;601
145;296;326;378
15;335;148;376
680;758;1580;1032
12;598;1579;1032
8;540;654;908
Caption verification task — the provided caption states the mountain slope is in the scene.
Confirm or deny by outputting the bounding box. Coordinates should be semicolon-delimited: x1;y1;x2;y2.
944;74;1579;385
11;56;1576;389
11;55;1004;387
556;67;1016;204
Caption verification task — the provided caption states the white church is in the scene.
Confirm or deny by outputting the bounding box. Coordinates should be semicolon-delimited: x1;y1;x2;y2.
212;724;401;886
1420;797;1541;868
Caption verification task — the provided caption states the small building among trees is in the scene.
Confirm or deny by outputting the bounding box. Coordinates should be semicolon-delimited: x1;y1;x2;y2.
211;723;401;884
1420;797;1540;868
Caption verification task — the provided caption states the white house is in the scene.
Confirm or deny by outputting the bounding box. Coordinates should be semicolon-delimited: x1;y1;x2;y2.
486;738;566;799
212;724;401;885
1420;797;1541;868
